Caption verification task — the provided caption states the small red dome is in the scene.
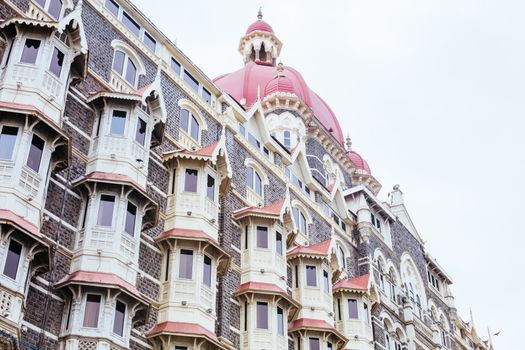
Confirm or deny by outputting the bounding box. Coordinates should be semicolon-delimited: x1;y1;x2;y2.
246;19;274;34
348;150;371;175
265;74;294;95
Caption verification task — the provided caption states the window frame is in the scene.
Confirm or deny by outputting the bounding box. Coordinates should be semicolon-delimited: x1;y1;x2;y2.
256;226;269;249
206;174;216;201
183;168;199;193
19;37;42;65
202;254;212;287
82;293;103;329
246;166;263;197
25;132;46;173
256;301;268;329
178;249;194;280
2;238;23;281
134;116;148;146
180;108;201;142
347;298;358;320
0;124;20;161
48;46;65;78
112;49;139;87
124;200;138;237
33;0;64;20
112;299;127;337
109;109;128;136
96;193;117;228
305;265;317;288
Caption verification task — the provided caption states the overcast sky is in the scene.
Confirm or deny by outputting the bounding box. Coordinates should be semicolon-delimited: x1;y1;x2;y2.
131;0;524;347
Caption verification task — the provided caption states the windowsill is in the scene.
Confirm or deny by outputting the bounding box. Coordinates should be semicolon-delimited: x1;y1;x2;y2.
22;165;42;178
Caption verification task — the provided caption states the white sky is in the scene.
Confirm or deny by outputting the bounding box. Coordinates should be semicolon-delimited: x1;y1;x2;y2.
131;0;524;347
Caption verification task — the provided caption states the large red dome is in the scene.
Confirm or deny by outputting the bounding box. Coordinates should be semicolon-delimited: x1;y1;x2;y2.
213;61;344;145
246;19;274;34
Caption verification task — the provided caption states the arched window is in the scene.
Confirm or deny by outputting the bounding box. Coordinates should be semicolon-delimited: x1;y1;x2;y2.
35;0;63;19
180;109;200;141
259;42;267;62
292;207;308;236
112;49;138;86
246;167;263;196
337;244;346;269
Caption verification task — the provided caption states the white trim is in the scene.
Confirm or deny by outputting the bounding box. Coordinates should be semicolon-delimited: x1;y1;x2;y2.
21;320;59;340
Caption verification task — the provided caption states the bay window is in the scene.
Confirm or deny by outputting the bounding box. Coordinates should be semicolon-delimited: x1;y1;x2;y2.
179;249;193;279
0;126;18;160
3;239;22;280
256;302;268;329
83;294;101;328
26;134;45;172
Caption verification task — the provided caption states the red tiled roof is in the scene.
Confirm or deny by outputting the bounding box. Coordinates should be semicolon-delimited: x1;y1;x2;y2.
232;199;286;219
147;321;223;347
56;271;143;301
155;227;219;245
287;239;331;258
0;101;63;133
163;142;219;161
333;273;370;292
235;281;287;296
81;171;146;191
288;318;335;332
0;209;43;240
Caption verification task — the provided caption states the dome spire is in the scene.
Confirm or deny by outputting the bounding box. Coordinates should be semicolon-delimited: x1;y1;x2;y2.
345;136;352;151
257;7;263;20
277;61;284;76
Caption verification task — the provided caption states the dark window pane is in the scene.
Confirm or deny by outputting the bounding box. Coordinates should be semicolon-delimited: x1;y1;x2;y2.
364;303;370;323
125;58;137;86
65;300;73;329
105;0;119;16
256;302;268;329
110;110;127;135
179;249;193;279
202;87;211;104
323;270;330;292
203;255;212;287
327;342;333;350
170;57;181;75
184;169;198;192
348;298;358;319
97;195;115;226
49;47;64;77
295;264;299;288
190;115;199;141
47;0;62;19
4;41;14;66
180;109;189;133
135;118;147;145
143;32;156;52
309;338;320;350
276;232;282;255
113;50;125;75
277;307;284;335
244;301;248;331
164;248;170;281
26;134;45;172
306;265;317;287
175;347;188;350
0;126;18;160
248;133;260;149
183;70;199;92
256;226;268;248
124;202;136;236
122;12;140;37
35;0;46;6
246;167;253;190
83;294;101;328
206;175;215;200
113;300;126;336
3;240;22;279
20;39;40;64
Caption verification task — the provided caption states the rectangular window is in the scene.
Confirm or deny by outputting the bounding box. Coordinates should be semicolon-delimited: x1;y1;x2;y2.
4;40;14;66
256;226;268;248
276;232;283;255
203;255;212;287
164;248;170;281
363;302;370;323
47;0;62;19
83;294;101;328
3;240;22;279
348;298;358;319
113;300;126;336
81;200;89;229
306;265;317;287
309;338;320;350
110;110;127;135
65;300;73;330
277;307;284;335
248;132;260;149
0;126;18;160
122;12;140;37
170;57;181;75
244;226;248;250
26;134;45;172
143;32;156;52
95;111;103;137
124;202;137;236
184;169;198;192
20;39;40;64
97;195;115;227
256;302;268;329
171;169;176;194
202;87;211;104
206;175;215;200
295;265;299;288
183;70;199;92
179;249;193;279
337;298;342;320
105;0;119;16
323;270;330;293
135;117;147;146
49;47;64;77
244;301;248;331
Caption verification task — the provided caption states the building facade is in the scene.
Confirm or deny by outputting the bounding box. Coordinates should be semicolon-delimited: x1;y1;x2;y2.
0;1;494;350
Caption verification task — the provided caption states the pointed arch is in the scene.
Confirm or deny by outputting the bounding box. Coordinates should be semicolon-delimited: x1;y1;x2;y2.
400;253;427;309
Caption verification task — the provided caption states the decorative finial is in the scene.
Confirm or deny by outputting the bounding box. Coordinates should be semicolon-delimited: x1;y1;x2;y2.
257;7;263;20
345;136;352;151
277;61;284;76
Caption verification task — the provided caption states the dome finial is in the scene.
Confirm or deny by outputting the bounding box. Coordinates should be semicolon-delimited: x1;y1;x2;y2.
277;61;284;76
345;136;352;151
257;7;263;20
